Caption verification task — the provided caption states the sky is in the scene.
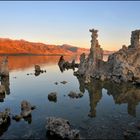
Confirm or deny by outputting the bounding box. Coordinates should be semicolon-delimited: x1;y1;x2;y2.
0;1;140;51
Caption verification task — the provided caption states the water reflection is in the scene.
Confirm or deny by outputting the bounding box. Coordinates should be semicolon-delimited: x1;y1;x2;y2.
23;114;32;124
1;76;10;95
0;55;140;139
76;76;140;117
0;55;78;71
0;57;10;102
104;82;140;117
0;117;11;136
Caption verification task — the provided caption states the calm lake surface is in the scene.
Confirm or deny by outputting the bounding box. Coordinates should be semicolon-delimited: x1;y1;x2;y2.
1;55;140;139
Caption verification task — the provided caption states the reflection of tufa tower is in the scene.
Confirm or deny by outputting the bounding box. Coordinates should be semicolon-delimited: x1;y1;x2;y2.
0;56;10;102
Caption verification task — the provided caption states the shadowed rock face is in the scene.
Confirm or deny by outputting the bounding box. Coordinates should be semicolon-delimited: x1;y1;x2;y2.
75;29;140;84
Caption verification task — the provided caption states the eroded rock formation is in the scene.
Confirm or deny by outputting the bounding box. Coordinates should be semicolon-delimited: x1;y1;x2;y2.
12;100;36;122
106;30;140;84
46;117;80;139
75;29;103;83
75;29;140;84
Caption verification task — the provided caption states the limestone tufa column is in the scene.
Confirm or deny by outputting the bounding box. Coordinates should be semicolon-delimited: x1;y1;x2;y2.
89;29;103;66
131;30;140;48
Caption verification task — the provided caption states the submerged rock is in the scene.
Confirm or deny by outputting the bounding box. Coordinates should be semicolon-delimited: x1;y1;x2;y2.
60;81;68;84
68;91;83;99
54;82;58;85
48;92;57;102
46;117;80;139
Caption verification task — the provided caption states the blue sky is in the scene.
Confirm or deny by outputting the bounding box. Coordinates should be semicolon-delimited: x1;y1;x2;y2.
0;1;140;50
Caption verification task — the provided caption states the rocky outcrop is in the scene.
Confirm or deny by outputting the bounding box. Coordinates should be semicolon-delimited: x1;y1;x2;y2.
75;29;140;84
105;30;140;84
46;117;80;139
75;29;103;83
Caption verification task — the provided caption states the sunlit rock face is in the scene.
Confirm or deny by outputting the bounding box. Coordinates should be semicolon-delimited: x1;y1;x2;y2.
107;30;140;84
76;29;140;84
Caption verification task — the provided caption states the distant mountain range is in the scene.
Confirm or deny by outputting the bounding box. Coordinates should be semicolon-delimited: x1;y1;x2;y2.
0;38;114;55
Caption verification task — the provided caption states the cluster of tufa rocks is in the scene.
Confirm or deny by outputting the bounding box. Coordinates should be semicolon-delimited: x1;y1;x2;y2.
75;29;140;85
12;100;36;122
58;56;79;72
46;117;80;139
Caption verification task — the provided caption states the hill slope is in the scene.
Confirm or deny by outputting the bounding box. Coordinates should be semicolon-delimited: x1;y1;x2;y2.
0;38;113;55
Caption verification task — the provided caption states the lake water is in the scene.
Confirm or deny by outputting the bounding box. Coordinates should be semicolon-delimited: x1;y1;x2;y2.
0;55;140;139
